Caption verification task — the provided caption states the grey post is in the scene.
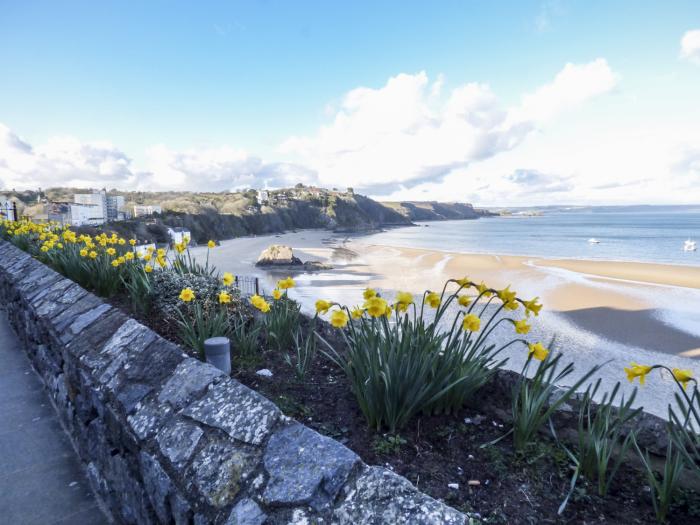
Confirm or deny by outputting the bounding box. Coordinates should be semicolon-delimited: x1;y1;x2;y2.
203;336;231;374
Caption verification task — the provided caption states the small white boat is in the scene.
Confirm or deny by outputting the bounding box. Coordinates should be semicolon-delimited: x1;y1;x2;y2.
683;239;697;252
588;238;601;244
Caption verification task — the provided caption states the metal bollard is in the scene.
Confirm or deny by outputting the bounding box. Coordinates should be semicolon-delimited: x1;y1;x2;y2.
203;336;231;374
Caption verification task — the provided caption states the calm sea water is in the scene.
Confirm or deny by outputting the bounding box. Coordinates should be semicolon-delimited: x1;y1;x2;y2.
358;209;700;266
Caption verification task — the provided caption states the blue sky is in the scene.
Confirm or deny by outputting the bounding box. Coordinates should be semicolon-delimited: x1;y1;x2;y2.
1;1;700;204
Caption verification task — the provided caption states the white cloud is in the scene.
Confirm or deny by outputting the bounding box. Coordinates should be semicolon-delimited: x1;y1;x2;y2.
681;29;700;64
280;60;619;194
0;124;317;192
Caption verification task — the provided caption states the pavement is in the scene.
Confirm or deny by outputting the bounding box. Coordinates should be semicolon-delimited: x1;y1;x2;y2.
0;310;108;524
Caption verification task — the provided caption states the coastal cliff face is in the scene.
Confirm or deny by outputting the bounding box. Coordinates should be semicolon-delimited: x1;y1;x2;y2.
7;186;489;244
380;200;494;221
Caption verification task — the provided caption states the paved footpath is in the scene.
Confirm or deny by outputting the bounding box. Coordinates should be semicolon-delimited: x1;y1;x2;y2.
0;310;108;524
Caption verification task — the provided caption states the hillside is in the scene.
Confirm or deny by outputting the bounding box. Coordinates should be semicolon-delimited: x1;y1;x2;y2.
381;201;494;221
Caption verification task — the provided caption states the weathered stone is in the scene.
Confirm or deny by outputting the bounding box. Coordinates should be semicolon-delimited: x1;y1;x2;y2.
190;437;259;508
225;498;267;525
156;419;204;466
255;244;302;266
128;398;175;441
117;383;156;415
51;293;105;333
66;309;129;360
182;379;280;446
23;270;64;302
61;303;113;344
263;422;359;510
34;282;88;319
334;466;467;525
158;358;223;411
140;452;174;524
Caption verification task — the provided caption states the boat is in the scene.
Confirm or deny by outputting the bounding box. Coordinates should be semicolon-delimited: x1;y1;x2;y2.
588;238;601;244
683;239;697;252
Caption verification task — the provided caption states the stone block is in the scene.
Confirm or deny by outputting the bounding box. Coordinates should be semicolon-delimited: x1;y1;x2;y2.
156;418;204;467
158;358;224;411
263;422;359;510
225;498;267;525
182;378;280;446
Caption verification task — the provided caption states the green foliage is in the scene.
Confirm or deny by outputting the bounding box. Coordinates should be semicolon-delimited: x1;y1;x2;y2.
509;352;601;453
372;434;407;455
320;283;511;433
636;439;686;523
230;316;261;364
667;379;700;479
557;380;641;514
284;327;318;380
121;262;152;316
176;302;231;358
264;297;301;351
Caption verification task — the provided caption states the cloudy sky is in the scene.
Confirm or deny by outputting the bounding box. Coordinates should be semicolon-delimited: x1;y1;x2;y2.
1;1;699;205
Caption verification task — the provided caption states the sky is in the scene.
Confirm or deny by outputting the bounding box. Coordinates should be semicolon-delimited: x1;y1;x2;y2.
1;1;700;206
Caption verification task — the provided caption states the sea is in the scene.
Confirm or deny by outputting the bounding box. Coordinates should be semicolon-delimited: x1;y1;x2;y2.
357;207;700;266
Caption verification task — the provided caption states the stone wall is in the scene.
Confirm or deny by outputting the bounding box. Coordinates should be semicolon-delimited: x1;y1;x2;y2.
0;240;469;524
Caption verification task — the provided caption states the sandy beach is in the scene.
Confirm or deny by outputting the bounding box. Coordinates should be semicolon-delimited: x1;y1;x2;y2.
190;228;700;417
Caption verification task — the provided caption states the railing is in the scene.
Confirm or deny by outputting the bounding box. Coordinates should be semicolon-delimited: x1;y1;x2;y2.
233;275;261;297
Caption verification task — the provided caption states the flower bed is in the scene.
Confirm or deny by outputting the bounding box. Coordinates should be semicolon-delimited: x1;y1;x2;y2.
2;218;699;523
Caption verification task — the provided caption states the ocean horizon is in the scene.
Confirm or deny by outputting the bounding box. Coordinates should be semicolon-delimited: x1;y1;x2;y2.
355;208;700;267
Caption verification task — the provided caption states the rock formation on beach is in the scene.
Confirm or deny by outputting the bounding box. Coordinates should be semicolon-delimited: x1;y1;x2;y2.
256;244;332;270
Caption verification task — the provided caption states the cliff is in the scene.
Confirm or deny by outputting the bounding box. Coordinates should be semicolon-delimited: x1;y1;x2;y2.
380;201;494;221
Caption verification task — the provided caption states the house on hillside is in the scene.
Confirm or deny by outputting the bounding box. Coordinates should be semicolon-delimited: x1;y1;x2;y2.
166;226;191;245
133;205;162;217
47;202;104;226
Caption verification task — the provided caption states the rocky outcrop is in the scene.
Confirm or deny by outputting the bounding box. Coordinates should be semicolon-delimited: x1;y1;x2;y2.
255;245;302;266
255;245;332;271
0;239;467;524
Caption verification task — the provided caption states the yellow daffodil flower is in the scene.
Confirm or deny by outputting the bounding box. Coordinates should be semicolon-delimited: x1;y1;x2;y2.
476;281;493;298
504;300;519;311
350;307;364;319
497;285;517;304
330;309;349;328
272;289;282;300
129;239;136;246
528;342;549;361
456;277;471;287
106;247;116;256
144;265;153;273
624;363;653;385
523;297;543;317
124;252;134;261
315;299;332;315
394;291;413;312
672;368;693;390
179;288;195;302
462;313;481;332
207;240;216;249
514;319;531;334
222;272;234;286
89;251;97;259
111;260;120;267
363;288;377;300
218;291;231;304
278;276;295;290
118;238;126;246
80;248;88;257
425;291;440;308
458;295;471;307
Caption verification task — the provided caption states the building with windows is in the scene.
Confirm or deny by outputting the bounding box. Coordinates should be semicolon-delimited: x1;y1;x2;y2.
133;205;162;217
47;202;103;226
74;190;127;222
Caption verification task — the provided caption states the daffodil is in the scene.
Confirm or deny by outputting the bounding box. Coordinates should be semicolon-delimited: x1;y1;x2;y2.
504;300;519;311
514;319;531;334
278;276;295;290
330;309;349;328
218;291;231;304
476;281;493;298
250;294;270;313
144;265;153;273
384;304;393;318
129;239;136;246
80;248;88;257
425;291;440;308
458;295;471;307
350;307;364;319
456;277;471;287
118;238;126;246
111;259;120;267
395;291;413;312
272;289;282;300
672;368;694;390
462;313;481;332
364;296;388;317
624;363;653;385
315;299;332;315
523;297;543;317
89;250;97;259
106;247;116;256
175;242;186;254
124;252;134;261
179;288;195;302
143;253;152;262
528;342;549;361
222;272;234;286
363;288;377;300
207;240;216;249
497;285;517;304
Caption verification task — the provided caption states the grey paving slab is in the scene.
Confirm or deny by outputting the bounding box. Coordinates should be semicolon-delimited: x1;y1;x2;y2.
0;310;109;524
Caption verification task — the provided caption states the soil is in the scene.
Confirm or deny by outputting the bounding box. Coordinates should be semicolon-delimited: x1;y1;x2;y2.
108;295;700;524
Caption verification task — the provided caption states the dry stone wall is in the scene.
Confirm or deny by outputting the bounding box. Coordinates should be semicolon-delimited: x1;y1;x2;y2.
0;240;468;525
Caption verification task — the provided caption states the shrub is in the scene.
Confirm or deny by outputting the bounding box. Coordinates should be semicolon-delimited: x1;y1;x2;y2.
265;295;301;351
230;315;262;364
285;326;318;380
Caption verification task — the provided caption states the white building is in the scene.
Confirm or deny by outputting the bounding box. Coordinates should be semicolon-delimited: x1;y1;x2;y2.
166;227;191;245
74;190;127;222
256;190;269;204
133;205;162;217
47;202;103;226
